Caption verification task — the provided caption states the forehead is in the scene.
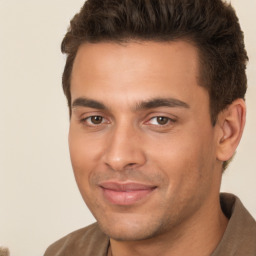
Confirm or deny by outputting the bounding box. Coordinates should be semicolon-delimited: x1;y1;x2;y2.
71;41;207;110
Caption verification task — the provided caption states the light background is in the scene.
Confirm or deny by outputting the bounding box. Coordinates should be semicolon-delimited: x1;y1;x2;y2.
0;0;255;255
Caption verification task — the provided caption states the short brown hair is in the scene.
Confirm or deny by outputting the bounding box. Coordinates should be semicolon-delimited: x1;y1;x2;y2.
61;0;248;168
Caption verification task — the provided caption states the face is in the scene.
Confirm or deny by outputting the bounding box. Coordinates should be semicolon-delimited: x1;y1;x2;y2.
69;41;222;241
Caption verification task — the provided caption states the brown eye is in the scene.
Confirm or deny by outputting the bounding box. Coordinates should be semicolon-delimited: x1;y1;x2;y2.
147;116;172;126
90;116;103;124
156;116;169;125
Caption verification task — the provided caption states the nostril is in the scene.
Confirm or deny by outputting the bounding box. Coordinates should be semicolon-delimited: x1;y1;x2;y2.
127;163;136;167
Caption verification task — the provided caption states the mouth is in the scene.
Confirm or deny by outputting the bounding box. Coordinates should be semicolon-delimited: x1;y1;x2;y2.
99;181;157;206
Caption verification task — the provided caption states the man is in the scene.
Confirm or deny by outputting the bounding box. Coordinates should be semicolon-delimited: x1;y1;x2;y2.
45;0;256;255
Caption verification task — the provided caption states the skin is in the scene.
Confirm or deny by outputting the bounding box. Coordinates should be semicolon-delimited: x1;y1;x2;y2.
69;41;245;256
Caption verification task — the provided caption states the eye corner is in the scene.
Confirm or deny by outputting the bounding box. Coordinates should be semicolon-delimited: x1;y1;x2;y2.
78;114;111;128
146;116;177;126
142;114;178;133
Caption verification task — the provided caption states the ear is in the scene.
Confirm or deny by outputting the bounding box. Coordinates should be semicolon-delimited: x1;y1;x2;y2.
216;99;246;162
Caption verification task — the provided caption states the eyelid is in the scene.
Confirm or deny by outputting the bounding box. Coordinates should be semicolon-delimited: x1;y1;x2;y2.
144;112;177;122
147;116;176;124
79;113;111;127
84;116;105;125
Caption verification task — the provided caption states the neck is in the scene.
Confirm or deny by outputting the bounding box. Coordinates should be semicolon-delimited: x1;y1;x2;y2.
109;196;228;256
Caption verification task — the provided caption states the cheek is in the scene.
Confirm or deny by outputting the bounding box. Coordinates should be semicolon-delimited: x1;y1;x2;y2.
68;128;97;194
68;130;109;216
146;126;216;190
147;138;215;221
146;131;204;169
69;126;104;170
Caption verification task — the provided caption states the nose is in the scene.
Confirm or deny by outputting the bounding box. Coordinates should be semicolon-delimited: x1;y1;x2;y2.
103;123;147;171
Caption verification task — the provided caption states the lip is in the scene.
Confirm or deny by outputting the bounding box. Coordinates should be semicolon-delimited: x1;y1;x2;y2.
99;181;157;206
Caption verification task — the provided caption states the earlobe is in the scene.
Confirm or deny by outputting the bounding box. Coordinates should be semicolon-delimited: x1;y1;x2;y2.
216;99;246;162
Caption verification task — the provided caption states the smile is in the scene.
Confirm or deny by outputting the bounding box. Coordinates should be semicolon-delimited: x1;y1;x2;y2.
99;182;157;206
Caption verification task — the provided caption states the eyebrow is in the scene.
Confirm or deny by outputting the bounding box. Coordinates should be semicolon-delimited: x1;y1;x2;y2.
72;97;107;109
71;97;190;111
134;98;190;110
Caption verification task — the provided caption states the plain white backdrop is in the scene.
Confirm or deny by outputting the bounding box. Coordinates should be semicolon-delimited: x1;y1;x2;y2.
0;0;255;255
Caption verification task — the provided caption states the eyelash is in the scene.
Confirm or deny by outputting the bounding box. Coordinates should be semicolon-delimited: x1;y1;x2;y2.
80;115;109;126
146;116;176;126
80;115;176;129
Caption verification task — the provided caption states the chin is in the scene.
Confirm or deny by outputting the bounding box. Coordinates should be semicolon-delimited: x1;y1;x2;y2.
96;212;166;241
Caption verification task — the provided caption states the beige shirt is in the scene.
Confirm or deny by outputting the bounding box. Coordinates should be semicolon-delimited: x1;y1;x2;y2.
44;193;256;256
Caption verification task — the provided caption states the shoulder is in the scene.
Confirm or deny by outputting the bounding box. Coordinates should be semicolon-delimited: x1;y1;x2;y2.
44;223;109;256
220;193;256;231
212;193;256;256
